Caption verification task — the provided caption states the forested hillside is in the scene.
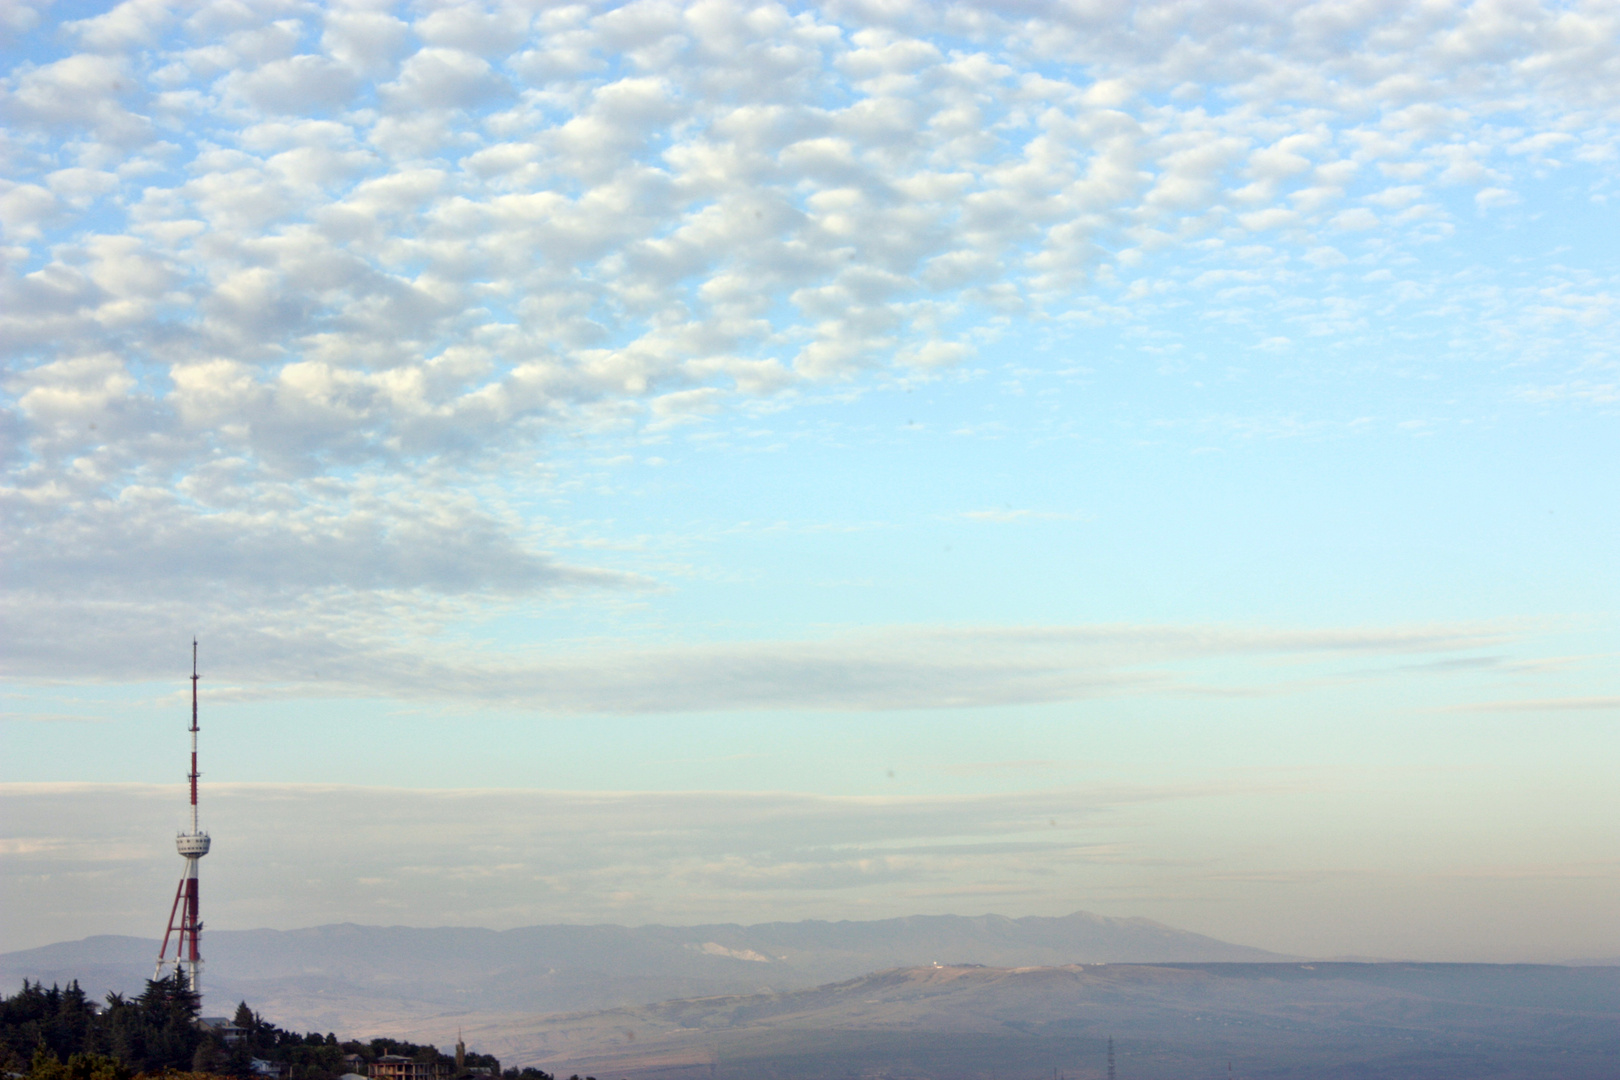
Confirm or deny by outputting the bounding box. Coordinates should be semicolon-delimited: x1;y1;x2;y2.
0;979;541;1080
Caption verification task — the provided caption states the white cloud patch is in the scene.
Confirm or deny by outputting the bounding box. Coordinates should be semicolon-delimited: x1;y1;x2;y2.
2;0;1617;683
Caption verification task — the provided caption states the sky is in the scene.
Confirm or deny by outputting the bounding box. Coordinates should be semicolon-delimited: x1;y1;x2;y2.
2;0;1618;964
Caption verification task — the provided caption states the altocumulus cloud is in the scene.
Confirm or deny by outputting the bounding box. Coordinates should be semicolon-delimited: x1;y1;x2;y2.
3;0;1617;692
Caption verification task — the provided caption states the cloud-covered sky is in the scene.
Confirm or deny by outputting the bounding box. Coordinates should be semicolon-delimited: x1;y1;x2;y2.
2;0;1617;961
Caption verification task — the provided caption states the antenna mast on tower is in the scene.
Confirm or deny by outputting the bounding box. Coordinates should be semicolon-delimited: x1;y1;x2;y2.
156;640;211;997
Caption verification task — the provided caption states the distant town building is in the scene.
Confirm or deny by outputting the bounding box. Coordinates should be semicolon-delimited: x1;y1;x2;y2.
198;1017;246;1044
369;1055;452;1080
251;1059;290;1078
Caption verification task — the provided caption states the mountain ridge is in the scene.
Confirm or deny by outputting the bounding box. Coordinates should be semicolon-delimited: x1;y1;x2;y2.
1;910;1289;1029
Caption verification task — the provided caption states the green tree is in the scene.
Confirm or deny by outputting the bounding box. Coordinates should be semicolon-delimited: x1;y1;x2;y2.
1;982;97;1069
100;975;202;1073
192;1034;230;1074
27;1044;129;1080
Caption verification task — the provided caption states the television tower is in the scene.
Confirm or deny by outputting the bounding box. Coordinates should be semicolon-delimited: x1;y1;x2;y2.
156;640;210;996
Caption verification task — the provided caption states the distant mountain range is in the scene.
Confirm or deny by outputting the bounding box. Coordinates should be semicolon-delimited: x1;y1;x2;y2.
1;912;1287;1030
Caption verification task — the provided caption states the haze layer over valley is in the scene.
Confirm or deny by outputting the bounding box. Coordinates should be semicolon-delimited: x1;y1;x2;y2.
7;922;1618;1080
444;963;1620;1080
0;912;1285;1029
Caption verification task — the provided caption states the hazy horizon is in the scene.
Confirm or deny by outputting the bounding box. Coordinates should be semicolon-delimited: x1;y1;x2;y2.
3;0;1617;969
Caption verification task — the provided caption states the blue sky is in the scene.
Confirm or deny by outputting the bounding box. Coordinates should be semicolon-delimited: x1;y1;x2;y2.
2;0;1617;963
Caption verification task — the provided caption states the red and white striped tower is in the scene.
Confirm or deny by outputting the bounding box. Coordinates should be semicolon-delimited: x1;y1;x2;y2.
156;640;210;996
